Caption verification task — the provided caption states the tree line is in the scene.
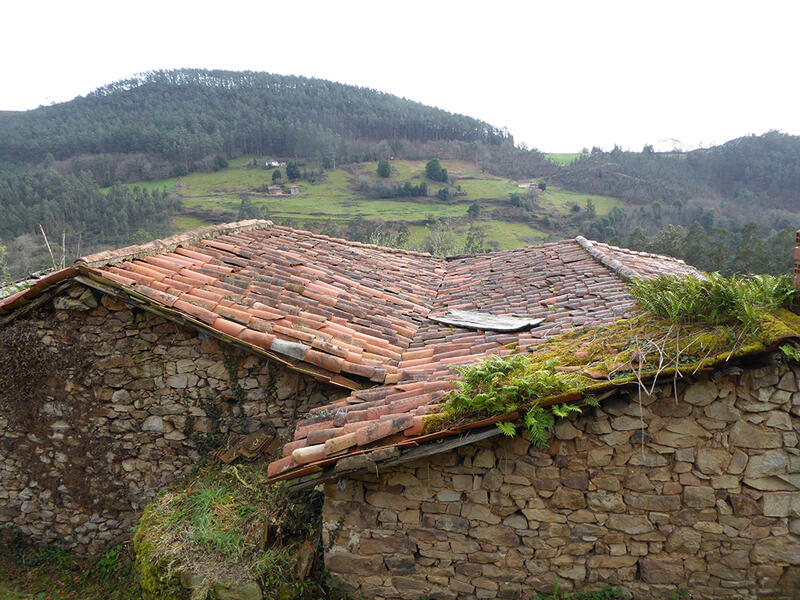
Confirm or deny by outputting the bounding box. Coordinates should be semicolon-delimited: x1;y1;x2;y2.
0;69;512;172
0;169;181;277
553;131;800;213
0;170;180;241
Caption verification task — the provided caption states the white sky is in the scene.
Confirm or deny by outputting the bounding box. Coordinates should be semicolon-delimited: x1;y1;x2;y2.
3;0;799;152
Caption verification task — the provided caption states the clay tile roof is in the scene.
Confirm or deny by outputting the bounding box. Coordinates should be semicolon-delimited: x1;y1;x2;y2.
0;220;708;479
265;237;706;483
1;220;445;389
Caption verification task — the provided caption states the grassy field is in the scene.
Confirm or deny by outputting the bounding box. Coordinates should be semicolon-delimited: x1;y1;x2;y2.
172;215;210;231
538;185;623;216
545;153;587;166
113;157;624;252
406;219;545;251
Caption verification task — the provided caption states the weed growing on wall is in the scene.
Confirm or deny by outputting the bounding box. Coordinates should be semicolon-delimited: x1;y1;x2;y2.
425;356;586;445
534;582;628;599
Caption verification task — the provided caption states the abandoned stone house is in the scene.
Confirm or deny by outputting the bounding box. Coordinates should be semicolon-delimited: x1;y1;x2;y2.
1;219;799;599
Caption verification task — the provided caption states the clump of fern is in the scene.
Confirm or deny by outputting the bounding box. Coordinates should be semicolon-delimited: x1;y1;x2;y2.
437;355;586;446
628;273;795;330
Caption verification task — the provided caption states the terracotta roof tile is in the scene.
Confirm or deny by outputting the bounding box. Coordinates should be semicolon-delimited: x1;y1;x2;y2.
213;317;246;338
172;300;219;325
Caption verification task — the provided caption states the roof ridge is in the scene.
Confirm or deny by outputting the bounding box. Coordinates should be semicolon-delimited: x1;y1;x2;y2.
266;224;438;259
594;239;692;264
76;220;272;267
574;236;641;280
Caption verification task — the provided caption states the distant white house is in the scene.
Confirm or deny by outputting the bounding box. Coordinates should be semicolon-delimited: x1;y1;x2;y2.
287;185;300;195
266;160;281;168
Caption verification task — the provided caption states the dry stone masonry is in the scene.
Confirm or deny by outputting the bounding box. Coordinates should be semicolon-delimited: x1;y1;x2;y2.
0;282;344;553
322;360;800;599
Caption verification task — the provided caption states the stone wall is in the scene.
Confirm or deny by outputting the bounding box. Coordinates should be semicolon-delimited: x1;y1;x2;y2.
323;359;800;599
0;282;344;553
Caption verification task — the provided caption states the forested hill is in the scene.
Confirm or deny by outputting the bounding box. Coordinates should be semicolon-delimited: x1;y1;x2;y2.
554;131;800;211
0;69;510;171
559;132;800;276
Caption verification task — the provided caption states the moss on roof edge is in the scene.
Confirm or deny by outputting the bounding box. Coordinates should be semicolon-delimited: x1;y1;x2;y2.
423;308;800;434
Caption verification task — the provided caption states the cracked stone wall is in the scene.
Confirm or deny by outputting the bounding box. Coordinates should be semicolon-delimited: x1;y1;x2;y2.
323;360;800;600
0;282;345;553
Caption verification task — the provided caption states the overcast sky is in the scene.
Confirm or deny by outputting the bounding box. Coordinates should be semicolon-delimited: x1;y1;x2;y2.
3;0;799;152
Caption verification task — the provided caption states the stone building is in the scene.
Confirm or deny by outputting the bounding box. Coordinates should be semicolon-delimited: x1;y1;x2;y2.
288;364;800;600
264;233;800;598
0;219;442;552
2;220;798;598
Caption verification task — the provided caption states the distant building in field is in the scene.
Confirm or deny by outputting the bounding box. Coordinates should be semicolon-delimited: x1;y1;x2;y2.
267;185;282;195
288;185;300;195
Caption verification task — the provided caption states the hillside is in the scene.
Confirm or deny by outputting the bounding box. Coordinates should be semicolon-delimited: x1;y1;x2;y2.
552;132;800;232
0;69;558;278
544;132;800;275
553;132;800;207
0;69;515;178
129;157;622;253
0;70;797;281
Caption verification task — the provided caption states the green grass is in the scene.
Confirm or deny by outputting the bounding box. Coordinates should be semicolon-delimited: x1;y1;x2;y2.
405;219;544;252
134;464;327;600
0;534;138;600
456;177;523;200
628;273;796;329
111;156;629;254
481;220;546;248
187;194;470;221
545;153;587;166
126;178;178;193
537;185;623;216
172;215;210;232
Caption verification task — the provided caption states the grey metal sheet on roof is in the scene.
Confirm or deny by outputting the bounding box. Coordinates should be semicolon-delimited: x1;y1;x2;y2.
429;310;545;332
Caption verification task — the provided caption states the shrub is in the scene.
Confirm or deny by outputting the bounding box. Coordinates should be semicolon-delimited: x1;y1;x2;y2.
425;158;448;182
376;159;391;178
212;155;228;171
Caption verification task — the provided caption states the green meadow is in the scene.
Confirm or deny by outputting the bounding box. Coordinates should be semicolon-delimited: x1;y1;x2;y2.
115;158;623;252
545;153;587;166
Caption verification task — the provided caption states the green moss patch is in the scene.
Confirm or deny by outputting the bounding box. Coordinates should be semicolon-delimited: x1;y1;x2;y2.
424;274;800;443
133;464;326;600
